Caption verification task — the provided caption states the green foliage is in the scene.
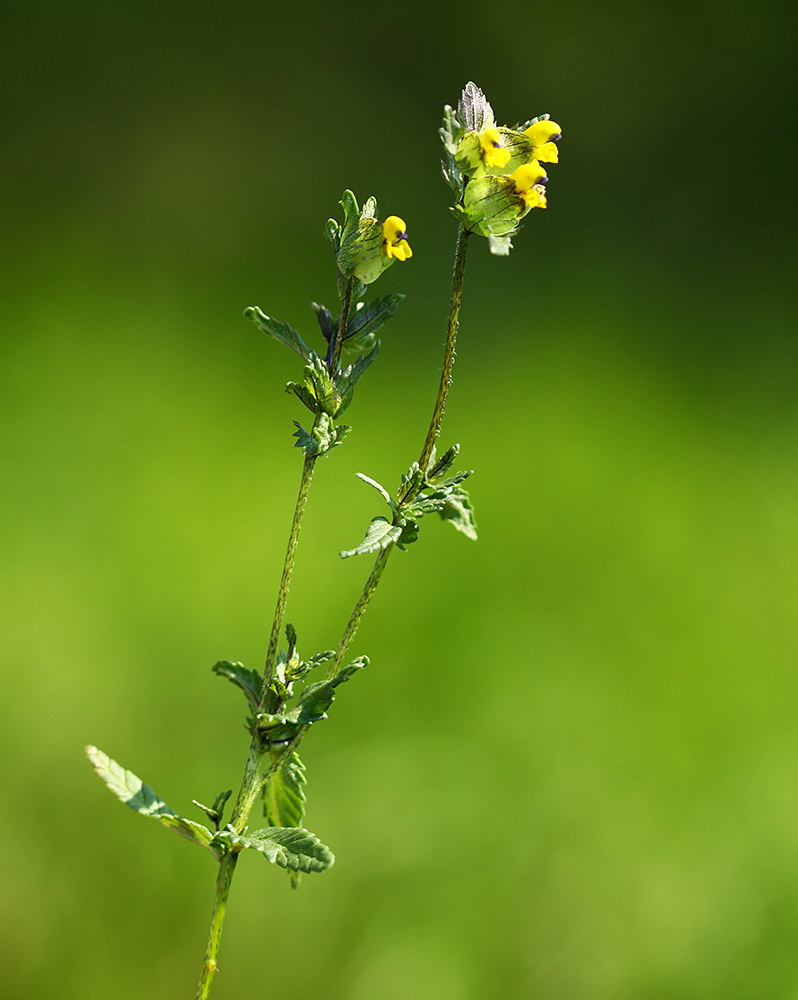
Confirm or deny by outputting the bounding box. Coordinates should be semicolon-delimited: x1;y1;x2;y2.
192;790;233;830
438;486;478;539
85;746;221;858
342;449;477;556
243;307;312;360
263;753;306;829
292;414;350;457
340;516;403;558
263;752;308;886
212;660;263;712
257;656;367;744
223;827;334;874
335;344;380;414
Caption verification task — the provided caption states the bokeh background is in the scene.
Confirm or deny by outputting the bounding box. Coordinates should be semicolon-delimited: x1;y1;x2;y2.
3;1;798;997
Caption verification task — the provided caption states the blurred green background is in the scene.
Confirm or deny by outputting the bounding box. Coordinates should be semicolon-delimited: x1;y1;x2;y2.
2;1;798;997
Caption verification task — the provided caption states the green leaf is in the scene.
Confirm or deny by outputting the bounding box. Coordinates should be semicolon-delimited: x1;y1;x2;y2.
212;660;263;712
395;519;420;550
311;301;337;344
192;789;232;827
285;380;319;414
293;415;350;458
324;218;341;253
427;443;459;481
263;752;306;829
355;472;393;506
344;294;404;344
293;657;367;725
244;307;312;360
335;343;380;413
439;487;478;540
85;746;219;856
232;827;334;873
336;190;362;274
340;516;403;558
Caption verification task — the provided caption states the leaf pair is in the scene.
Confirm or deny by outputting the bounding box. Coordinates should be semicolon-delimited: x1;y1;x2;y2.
340;447;477;558
86;746;334;875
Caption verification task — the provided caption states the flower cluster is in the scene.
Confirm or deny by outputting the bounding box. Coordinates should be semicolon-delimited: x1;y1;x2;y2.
440;82;562;255
327;190;412;300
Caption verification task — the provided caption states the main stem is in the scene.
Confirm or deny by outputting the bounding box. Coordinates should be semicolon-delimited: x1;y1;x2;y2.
196;227;469;999
330;277;355;373
418;226;469;472
328;226;470;678
261;451;317;695
195;852;239;1000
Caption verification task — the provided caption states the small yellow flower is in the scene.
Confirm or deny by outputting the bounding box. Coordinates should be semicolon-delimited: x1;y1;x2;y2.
479;127;511;170
523;120;562;164
382;216;413;261
511;162;549;209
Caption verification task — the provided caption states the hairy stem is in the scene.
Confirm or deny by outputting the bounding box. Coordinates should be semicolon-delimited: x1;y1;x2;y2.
261;452;317;699
330;276;355;372
326;544;393;679
195;852;239;1000
327;226;471;677
418;226;469;472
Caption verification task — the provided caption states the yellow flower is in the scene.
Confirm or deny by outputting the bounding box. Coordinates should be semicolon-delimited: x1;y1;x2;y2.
511;161;549;209
479;127;511;170
523;120;562;164
382;216;413;261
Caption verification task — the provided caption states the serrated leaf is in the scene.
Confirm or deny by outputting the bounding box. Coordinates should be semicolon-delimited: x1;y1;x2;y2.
355;472;393;505
395;519;420;550
311;302;337;344
344;295;404;343
285;380;319;414
335;343;380;413
233;827;334;873
212;660;263;712
287;648;335;683
324;218;341;252
427;443;459;481
244;307;312;360
439;487;478;539
340;516;402;558
457;82;495;133
294;657;367;724
85;746;218;856
263;752;306;829
336;190;362;274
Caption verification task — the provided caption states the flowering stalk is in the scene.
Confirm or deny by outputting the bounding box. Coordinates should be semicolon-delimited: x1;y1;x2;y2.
85;82;562;1000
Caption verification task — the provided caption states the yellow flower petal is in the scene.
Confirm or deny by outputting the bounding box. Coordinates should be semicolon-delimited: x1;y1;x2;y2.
511;162;549;209
523;120;562;146
382;216;412;261
479;127;511;169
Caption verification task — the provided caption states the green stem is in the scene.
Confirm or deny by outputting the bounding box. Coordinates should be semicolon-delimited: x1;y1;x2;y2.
330;276;354;372
326;226;471;678
326;544;393;679
195;852;239;1000
418;226;469;472
261;451;317;699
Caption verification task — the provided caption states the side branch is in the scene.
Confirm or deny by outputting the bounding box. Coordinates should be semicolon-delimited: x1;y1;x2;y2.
418;226;469;471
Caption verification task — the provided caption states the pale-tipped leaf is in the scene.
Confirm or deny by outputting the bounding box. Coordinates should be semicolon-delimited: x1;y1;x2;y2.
85;746;218;856
340;516;402;558
244;307;312;360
